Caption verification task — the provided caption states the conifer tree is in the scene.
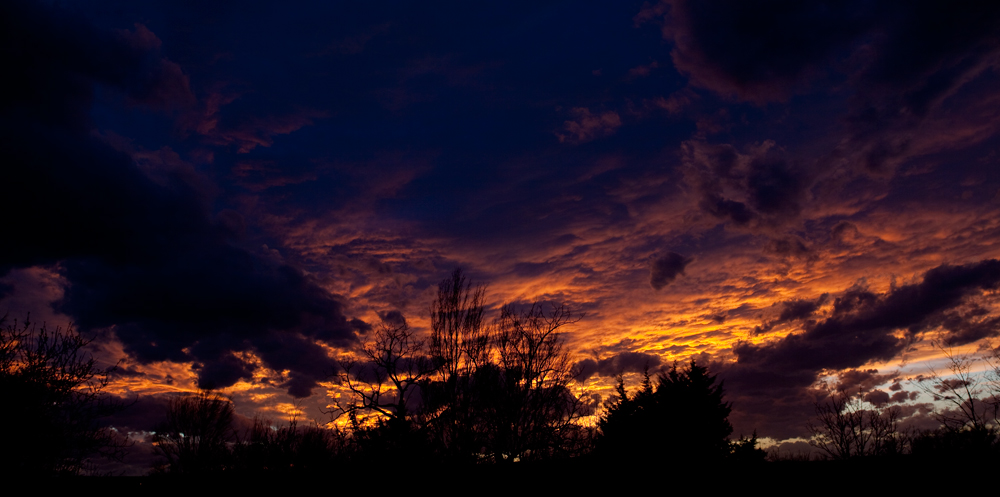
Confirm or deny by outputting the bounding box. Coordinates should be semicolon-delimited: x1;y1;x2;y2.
597;360;736;463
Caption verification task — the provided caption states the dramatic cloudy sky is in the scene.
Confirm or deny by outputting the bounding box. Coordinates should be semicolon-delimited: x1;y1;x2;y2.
5;0;1000;454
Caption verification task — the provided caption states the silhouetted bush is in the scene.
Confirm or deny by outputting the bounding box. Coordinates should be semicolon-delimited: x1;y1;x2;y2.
729;432;767;463
152;392;237;474
154;392;353;475
233;416;345;473
911;426;999;459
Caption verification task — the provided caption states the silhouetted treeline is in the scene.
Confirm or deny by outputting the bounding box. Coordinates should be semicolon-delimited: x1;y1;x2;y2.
804;344;1000;463
6;271;1000;479
147;270;763;475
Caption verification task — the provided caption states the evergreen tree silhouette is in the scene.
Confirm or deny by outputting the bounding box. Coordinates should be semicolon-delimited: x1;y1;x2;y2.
597;360;734;464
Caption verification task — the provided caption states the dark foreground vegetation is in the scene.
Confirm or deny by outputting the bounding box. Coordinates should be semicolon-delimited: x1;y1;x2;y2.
3;270;1000;483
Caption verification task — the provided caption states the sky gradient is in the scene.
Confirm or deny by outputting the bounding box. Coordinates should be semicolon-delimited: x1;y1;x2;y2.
4;0;1000;456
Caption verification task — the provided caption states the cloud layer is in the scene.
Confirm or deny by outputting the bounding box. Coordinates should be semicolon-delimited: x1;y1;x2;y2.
5;1;1000;445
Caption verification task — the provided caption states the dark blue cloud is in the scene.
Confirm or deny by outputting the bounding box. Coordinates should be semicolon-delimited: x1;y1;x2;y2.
649;252;692;290
1;0;363;397
574;351;664;382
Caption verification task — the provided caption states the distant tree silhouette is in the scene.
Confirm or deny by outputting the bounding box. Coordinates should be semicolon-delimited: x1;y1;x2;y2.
597;361;743;464
154;392;349;475
909;343;1000;457
917;344;1000;434
729;431;766;463
0;315;129;476
153;392;237;474
808;390;906;459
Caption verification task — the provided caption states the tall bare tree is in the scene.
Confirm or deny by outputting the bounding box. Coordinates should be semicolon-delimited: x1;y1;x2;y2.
430;268;489;382
424;269;490;458
481;303;584;462
332;318;435;425
910;343;1000;455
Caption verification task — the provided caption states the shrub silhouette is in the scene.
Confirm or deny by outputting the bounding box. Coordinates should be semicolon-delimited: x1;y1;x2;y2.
0;315;129;476
233;416;344;473
154;392;351;474
153;392;237;474
911;425;998;459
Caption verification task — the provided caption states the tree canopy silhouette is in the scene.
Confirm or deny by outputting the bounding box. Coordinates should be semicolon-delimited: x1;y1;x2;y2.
333;268;588;463
0;315;129;476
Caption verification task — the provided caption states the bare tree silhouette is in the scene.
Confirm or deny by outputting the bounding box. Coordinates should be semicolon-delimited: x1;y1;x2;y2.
333;318;435;425
808;390;906;459
916;343;1000;434
430;268;490;381
910;343;1000;456
0;314;129;476
331;269;589;464
330;317;435;459
478;303;586;462
422;269;490;459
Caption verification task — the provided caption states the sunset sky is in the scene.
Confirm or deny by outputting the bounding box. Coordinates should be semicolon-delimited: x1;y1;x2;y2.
5;0;1000;460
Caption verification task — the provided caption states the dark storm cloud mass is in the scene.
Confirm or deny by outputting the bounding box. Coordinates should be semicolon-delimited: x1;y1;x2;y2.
682;141;811;230
655;0;1000;103
1;1;361;397
720;259;1000;437
753;294;828;335
653;0;868;101
649;252;691;290
736;259;1000;376
657;0;1000;173
834;368;897;395
777;296;825;323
